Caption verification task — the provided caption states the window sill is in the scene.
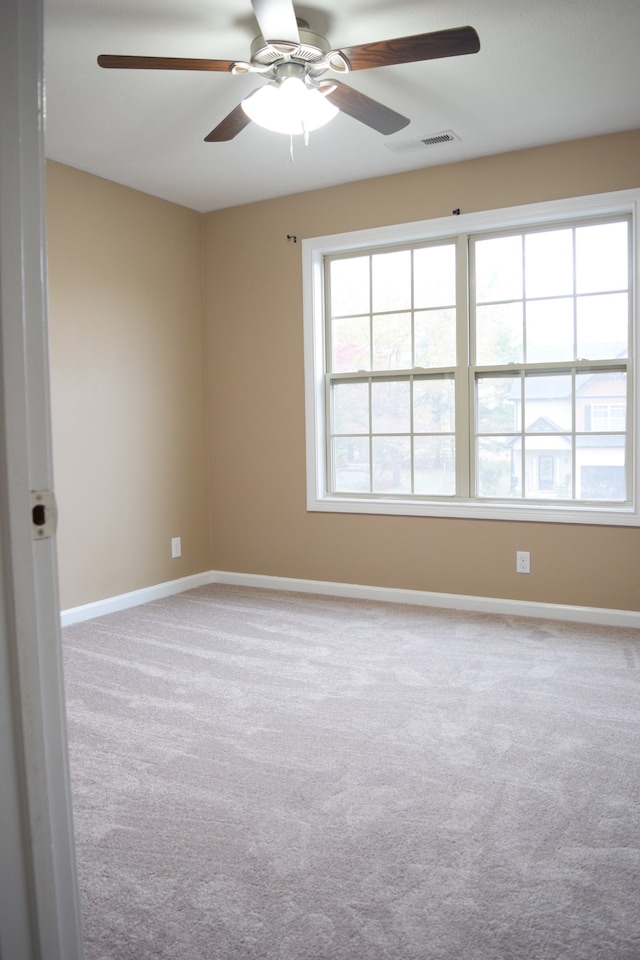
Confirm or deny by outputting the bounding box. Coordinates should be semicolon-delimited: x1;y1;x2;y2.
307;492;639;526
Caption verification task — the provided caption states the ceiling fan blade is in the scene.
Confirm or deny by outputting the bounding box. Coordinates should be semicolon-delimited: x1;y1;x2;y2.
251;0;300;43
338;25;480;71
98;54;235;72
204;103;253;142
323;81;410;135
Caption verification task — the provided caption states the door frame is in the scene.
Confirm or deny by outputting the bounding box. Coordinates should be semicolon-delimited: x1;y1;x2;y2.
0;0;84;956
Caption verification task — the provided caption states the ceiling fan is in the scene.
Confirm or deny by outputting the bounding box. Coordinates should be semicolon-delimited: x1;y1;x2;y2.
98;0;480;142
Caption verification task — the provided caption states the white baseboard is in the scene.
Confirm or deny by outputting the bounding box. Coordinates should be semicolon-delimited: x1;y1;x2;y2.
210;571;640;629
61;569;640;630
60;571;216;627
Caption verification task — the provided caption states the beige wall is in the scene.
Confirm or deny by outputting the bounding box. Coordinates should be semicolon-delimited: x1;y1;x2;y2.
47;132;640;613
203;130;640;612
47;162;210;609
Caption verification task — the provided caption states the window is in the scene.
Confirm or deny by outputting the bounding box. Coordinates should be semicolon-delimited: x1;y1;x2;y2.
303;190;640;525
587;403;626;432
328;243;457;498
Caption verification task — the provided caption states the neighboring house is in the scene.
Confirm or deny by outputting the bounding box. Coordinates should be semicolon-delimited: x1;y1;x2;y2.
507;368;627;500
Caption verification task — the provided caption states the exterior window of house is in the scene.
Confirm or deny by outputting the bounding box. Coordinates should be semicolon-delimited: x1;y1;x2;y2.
303;190;639;525
588;403;626;432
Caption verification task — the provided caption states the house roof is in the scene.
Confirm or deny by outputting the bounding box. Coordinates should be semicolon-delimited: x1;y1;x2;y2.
507;364;626;400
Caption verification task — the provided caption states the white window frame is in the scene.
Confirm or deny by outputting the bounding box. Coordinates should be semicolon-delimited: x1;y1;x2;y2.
302;188;640;526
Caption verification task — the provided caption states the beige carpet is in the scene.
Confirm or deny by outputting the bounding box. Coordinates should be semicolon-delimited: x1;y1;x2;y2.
62;584;640;959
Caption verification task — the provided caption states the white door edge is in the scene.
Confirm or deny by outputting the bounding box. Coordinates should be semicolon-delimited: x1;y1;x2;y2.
0;0;84;957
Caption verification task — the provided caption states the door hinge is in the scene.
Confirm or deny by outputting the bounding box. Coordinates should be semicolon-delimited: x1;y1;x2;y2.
31;490;57;540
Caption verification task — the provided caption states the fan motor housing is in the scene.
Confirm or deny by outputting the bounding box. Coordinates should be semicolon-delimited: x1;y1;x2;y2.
250;29;331;67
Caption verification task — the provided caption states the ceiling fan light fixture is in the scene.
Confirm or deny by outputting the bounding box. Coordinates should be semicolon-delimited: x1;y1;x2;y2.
241;77;338;135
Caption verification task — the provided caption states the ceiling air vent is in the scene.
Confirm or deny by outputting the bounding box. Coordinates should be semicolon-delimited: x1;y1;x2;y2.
384;130;461;154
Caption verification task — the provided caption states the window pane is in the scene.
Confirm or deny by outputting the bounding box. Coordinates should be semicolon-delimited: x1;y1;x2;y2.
475;235;523;303
475;302;523;364
577;436;626;500
333;437;370;492
477;437;517;497
477;376;518;433
372;437;410;493
372;380;410;433
414;378;455;433
587;402;626;431
333;382;369;434
576;222;628;294
577;371;627;431
525;298;574;362
414;437;455;495
373;313;412;370
525;228;574;299
372;250;411;312
330;256;370;316
415;309;457;367
524;374;572;432
577;293;628;359
523;438;572;499
331;315;370;373
414;245;456;308
322;213;632;510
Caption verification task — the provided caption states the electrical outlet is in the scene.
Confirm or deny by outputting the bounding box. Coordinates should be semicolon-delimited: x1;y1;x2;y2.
516;551;530;574
171;537;181;559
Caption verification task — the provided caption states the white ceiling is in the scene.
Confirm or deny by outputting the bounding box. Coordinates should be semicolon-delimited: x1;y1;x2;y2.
44;0;640;214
